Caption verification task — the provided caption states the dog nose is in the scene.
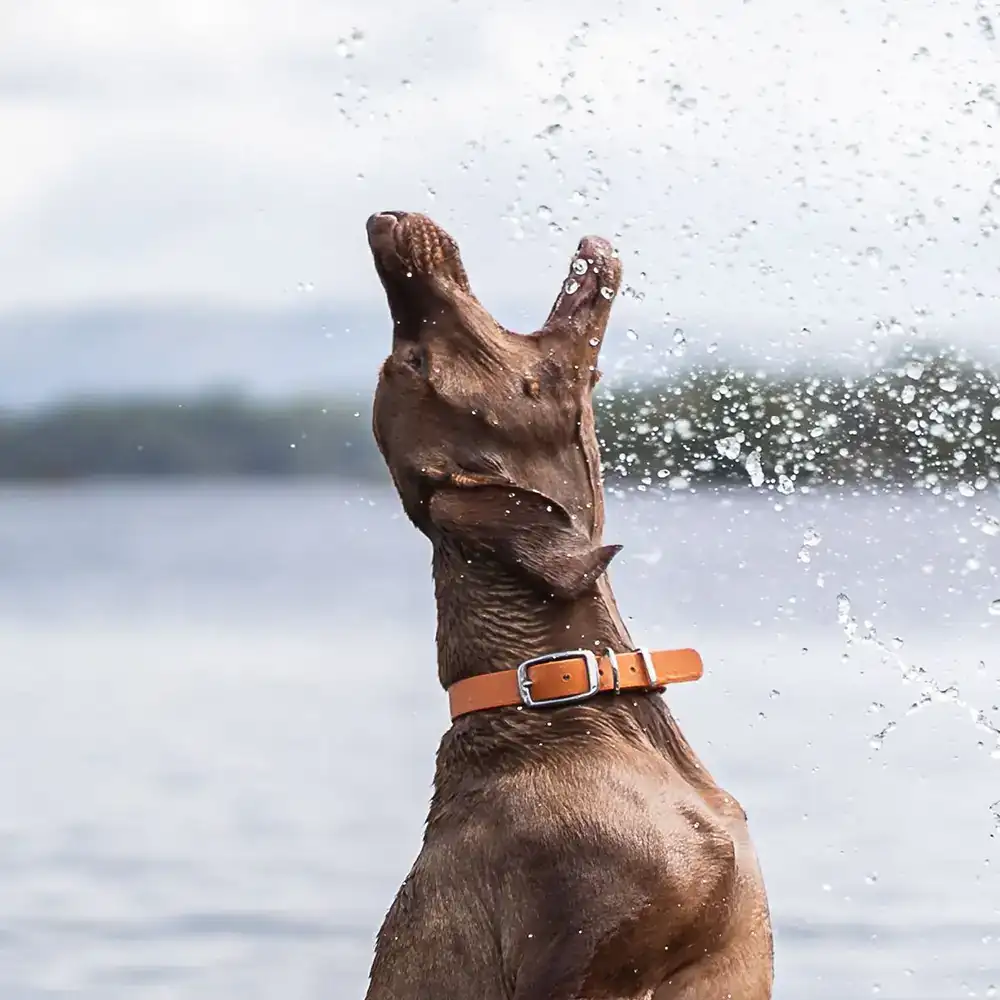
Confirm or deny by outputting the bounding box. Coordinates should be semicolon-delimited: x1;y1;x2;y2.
366;211;408;236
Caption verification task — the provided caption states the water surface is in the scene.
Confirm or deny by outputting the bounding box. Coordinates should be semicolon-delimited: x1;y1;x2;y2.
0;482;997;998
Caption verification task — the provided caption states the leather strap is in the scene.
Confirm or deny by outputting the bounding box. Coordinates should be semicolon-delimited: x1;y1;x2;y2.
447;647;703;720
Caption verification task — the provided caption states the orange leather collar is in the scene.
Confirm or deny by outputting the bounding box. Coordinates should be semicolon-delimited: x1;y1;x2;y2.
447;647;703;720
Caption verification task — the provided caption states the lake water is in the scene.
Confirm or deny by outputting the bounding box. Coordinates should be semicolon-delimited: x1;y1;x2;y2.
0;481;997;999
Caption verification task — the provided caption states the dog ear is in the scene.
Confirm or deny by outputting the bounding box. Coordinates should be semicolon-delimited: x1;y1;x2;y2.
427;481;621;600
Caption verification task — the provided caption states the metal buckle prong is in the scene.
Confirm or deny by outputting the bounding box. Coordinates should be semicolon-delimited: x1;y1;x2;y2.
605;647;621;695
516;649;601;709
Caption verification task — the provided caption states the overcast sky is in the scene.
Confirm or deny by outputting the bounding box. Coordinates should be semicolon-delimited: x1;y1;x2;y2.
1;0;998;401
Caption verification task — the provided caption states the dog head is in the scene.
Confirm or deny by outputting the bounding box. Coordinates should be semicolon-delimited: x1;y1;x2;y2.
366;211;623;600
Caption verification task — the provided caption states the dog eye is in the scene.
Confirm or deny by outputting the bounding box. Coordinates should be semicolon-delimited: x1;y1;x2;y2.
403;347;427;376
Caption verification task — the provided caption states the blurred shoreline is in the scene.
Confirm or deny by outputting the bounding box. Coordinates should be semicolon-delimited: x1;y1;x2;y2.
1;345;997;489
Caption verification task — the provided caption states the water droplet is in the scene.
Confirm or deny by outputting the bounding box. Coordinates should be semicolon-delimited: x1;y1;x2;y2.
625;328;638;342
537;205;553;223
904;360;925;380
991;178;1000;198
335;28;365;58
958;482;976;498
869;721;897;750
634;547;663;565
938;376;958;393
979;15;996;40
974;510;1000;537
989;599;1000;617
572;258;588;276
837;593;851;625
716;436;742;460
588;337;600;347
777;475;795;495
706;341;718;354
744;450;765;488
564;278;579;294
803;527;822;547
900;384;917;404
865;246;883;268
865;872;879;885
600;286;615;300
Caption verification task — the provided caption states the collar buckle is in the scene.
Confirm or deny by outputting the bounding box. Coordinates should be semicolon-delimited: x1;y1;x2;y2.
516;649;601;708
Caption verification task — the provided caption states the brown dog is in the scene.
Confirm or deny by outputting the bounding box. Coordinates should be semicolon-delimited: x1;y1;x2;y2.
363;210;773;1000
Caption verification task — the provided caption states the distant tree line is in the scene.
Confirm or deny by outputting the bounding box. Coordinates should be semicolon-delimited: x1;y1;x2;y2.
598;346;1000;491
0;394;384;482
0;347;997;489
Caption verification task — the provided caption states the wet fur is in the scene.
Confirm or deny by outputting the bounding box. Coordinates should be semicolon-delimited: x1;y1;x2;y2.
362;211;773;999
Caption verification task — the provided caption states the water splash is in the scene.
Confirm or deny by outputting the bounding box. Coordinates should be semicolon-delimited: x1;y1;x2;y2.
716;436;742;461
803;527;822;547
335;28;366;59
797;526;822;563
869;721;897;751
836;592;1000;763
671;328;687;357
836;593;858;639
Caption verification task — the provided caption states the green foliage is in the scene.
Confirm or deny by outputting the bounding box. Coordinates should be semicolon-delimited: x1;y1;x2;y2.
0;347;998;488
597;346;1000;490
0;393;384;482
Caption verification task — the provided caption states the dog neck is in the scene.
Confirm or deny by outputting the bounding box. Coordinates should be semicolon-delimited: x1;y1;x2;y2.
432;540;634;690
430;540;719;797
